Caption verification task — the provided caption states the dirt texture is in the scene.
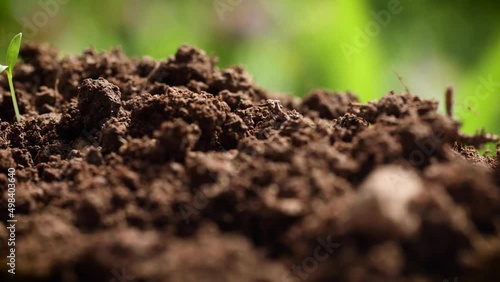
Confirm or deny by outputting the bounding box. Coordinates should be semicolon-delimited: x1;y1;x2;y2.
1;43;500;282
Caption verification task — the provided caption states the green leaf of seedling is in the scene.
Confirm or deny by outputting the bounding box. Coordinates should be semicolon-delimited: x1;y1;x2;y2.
3;33;22;122
6;33;22;74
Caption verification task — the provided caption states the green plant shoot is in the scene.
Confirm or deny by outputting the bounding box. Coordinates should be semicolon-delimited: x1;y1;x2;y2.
0;33;22;122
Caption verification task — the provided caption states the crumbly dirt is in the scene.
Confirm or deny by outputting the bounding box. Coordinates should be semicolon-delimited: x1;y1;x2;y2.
0;43;499;282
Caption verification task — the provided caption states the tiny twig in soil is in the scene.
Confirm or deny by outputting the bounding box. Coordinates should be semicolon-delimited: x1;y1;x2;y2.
55;78;60;105
393;69;411;95
466;105;480;116
394;70;411;94
445;86;454;117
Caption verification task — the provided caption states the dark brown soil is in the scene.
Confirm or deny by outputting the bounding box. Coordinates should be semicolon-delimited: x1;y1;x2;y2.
1;43;500;282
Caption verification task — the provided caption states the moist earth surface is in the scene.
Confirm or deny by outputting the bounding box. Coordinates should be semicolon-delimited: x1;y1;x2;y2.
0;44;499;282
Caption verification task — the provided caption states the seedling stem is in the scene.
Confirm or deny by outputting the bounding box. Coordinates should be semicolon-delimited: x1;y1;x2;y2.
1;33;23;122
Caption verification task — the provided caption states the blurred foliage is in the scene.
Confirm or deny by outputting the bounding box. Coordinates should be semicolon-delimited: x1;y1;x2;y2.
0;0;499;133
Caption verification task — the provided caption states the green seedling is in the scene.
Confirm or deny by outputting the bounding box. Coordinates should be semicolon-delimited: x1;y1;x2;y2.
0;33;23;122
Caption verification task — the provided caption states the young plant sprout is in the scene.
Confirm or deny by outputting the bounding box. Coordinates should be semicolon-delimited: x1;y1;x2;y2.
0;33;23;122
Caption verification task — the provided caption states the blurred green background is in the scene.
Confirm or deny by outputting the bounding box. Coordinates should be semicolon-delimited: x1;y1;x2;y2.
1;0;499;133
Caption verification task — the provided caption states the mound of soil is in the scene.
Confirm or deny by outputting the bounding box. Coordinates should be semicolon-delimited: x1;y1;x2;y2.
1;44;499;282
